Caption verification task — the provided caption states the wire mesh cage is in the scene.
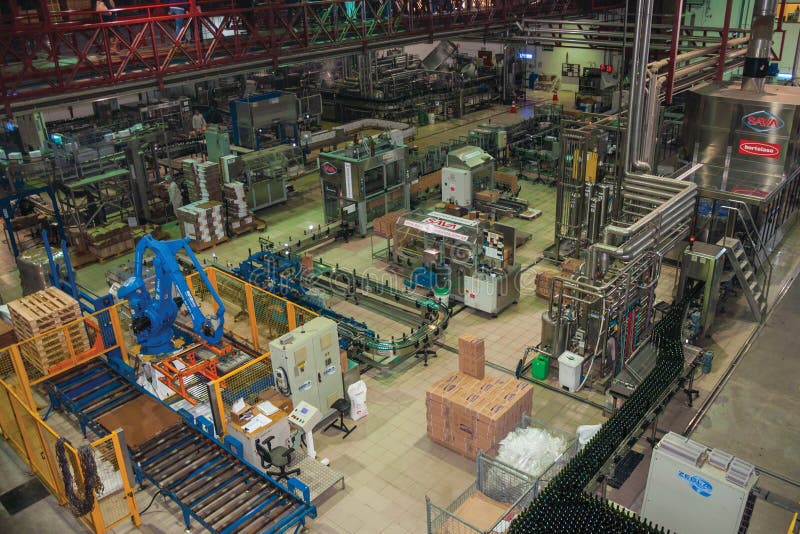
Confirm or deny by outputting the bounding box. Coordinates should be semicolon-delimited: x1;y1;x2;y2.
426;452;535;534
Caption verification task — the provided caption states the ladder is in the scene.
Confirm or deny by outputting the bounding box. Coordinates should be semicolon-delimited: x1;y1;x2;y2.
719;237;766;322
716;200;772;322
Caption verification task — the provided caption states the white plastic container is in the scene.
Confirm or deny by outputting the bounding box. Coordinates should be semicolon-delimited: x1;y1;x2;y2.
558;350;584;392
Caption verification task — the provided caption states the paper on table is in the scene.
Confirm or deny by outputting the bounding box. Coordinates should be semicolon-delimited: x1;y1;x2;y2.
242;413;272;433
232;398;246;412
257;400;279;416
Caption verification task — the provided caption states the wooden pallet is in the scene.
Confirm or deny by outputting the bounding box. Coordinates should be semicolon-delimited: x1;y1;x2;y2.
7;288;89;375
189;235;228;253
228;216;267;236
90;238;135;262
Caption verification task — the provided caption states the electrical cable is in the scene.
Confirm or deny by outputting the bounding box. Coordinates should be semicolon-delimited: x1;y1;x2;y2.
55;438;104;517
139;490;165;515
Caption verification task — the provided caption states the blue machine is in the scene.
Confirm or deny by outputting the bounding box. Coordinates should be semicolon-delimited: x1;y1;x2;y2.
117;235;226;355
234;248;375;350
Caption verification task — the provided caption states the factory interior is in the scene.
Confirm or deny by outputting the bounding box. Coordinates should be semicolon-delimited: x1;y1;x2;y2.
1;0;800;532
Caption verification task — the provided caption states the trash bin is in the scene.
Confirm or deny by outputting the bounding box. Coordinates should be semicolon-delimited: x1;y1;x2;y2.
347;380;368;421
531;354;549;380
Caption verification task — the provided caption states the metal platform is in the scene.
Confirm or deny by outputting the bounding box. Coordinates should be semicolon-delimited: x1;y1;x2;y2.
287;452;345;503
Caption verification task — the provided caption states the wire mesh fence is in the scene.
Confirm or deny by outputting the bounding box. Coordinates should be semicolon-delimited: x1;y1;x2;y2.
210;353;275;436
187;267;318;352
0;377;140;533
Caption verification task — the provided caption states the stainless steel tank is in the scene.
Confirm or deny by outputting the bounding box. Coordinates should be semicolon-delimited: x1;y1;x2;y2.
540;310;556;351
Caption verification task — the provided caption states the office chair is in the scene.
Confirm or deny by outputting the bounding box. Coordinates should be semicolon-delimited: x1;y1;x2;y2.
254;436;300;481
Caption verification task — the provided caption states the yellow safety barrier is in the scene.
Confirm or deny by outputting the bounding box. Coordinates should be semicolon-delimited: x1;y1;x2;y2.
0;303;131;411
209;352;273;437
186;266;317;352
789;510;798;534
0;376;140;533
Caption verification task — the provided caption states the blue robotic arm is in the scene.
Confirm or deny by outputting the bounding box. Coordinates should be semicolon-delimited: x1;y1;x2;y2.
117;235;226;355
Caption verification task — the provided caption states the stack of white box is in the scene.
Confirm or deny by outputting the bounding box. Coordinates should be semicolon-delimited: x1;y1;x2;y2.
224;182;254;230
176;200;225;245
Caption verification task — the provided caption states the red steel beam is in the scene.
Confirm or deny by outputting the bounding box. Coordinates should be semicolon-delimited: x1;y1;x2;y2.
664;0;683;104
715;0;733;82
1;0;545;107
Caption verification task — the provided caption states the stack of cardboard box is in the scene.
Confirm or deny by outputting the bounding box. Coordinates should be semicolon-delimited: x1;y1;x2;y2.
474;189;501;203
85;222;135;261
426;368;533;460
190;160;223;201
223;182;254;231
176;200;225;249
458;333;485;379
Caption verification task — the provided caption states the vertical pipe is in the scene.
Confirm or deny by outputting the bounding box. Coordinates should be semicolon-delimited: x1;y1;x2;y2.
665;0;684;104
716;0;734;82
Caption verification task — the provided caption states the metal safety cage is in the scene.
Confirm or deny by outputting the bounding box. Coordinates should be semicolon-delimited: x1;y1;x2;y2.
425;451;536;534
0;375;141;534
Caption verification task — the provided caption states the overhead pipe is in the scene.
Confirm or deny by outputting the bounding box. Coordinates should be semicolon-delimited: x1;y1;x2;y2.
792;26;800;84
665;0;685;104
626;0;655;174
716;0;735;82
741;0;778;93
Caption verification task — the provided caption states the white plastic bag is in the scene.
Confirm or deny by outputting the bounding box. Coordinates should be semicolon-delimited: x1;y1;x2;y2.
577;424;602;449
347;380;368;421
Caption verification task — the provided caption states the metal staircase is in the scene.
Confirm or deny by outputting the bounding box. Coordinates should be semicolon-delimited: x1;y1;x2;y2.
716;201;772;323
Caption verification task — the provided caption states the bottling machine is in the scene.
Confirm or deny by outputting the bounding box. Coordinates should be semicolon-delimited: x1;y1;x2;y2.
319;132;408;236
395;210;520;315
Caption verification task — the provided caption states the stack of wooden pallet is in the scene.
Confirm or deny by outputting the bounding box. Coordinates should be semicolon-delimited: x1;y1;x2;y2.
176;200;226;251
8;287;90;375
223;182;256;234
86;222;135;261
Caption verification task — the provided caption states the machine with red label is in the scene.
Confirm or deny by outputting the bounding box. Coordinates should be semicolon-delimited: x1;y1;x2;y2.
395;210;521;316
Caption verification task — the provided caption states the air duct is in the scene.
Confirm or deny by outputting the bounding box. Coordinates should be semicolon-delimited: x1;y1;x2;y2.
741;0;777;93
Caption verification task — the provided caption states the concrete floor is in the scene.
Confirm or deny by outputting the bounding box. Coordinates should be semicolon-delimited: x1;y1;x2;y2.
1;97;799;533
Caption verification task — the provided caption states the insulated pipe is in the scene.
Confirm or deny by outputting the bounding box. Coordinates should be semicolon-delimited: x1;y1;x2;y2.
626;0;655;174
742;0;778;93
605;183;697;239
647;37;750;71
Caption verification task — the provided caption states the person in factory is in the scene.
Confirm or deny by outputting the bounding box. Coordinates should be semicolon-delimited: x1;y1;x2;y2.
191;109;207;134
167;177;183;216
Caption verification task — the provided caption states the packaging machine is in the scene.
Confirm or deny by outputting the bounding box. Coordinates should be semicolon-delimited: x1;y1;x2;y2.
394;210;521;316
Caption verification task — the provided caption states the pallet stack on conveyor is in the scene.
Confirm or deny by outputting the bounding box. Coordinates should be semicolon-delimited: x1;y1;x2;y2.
8;287;90;375
223;182;255;233
176;200;226;251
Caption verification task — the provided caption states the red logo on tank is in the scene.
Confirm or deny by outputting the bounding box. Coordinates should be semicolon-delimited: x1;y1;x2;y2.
738;139;781;159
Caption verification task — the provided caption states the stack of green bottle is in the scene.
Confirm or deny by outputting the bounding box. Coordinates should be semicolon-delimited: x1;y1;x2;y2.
509;299;689;533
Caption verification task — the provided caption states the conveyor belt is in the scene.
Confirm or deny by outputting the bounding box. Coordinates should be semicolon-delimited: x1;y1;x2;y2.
46;359;141;437
46;360;315;533
132;423;310;534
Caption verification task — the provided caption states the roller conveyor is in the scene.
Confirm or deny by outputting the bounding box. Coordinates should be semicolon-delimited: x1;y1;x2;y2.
46;359;141;437
131;422;311;534
45;360;315;533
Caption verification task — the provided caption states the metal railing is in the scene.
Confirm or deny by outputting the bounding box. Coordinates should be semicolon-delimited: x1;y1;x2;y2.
722;199;773;305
